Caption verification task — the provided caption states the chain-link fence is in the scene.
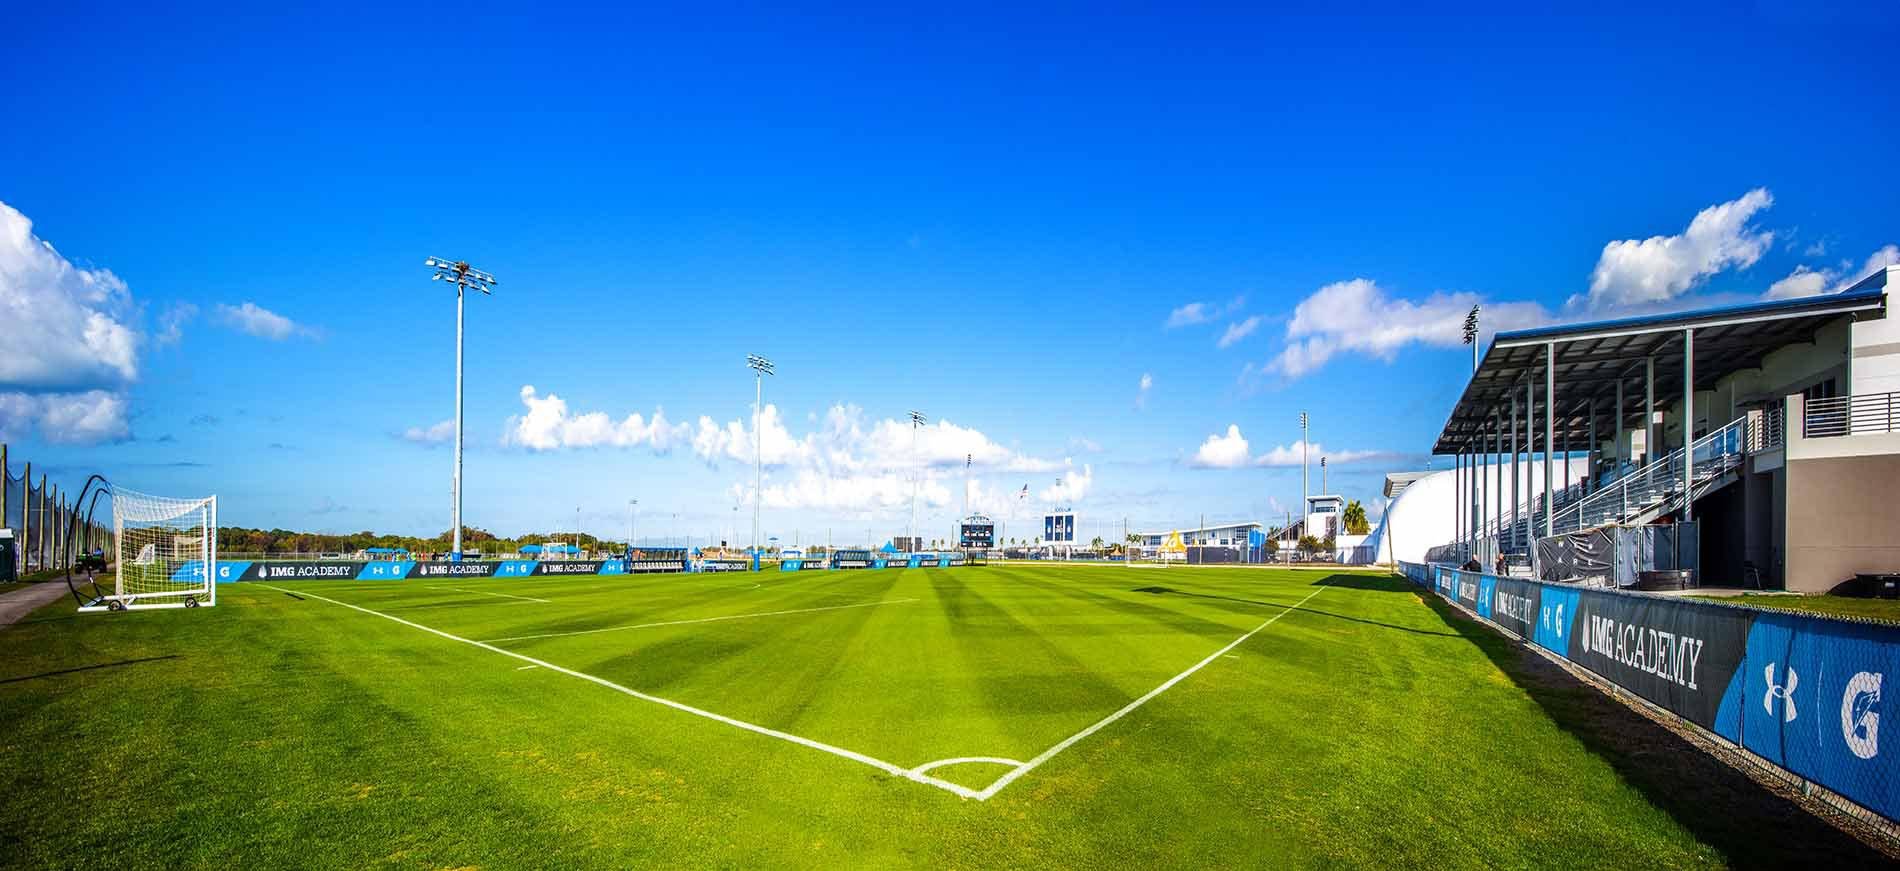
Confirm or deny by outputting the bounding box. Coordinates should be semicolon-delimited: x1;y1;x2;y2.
0;443;111;577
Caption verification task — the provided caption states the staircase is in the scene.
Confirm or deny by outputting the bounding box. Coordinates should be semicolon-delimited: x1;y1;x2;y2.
1546;415;1751;536
1464;415;1757;559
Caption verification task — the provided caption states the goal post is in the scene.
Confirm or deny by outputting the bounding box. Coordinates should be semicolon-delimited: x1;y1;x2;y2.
84;488;217;612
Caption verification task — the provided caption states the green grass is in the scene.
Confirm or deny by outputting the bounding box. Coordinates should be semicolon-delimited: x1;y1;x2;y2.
1692;593;1900;623
0;565;1879;868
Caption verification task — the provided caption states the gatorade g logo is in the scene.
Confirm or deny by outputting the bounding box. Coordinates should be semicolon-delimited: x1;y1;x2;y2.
1842;671;1882;760
1763;663;1798;722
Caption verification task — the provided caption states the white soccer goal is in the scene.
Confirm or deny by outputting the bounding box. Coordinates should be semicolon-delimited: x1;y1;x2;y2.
82;488;218;612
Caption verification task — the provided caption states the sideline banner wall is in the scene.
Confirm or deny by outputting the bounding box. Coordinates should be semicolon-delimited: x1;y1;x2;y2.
1400;560;1900;823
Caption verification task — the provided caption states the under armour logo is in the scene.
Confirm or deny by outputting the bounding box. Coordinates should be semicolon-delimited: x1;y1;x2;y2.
1842;671;1882;760
1764;663;1798;722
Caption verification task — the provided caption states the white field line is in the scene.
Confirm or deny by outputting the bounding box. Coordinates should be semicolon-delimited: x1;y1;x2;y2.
480;598;918;644
515;664;540;671
969;581;1328;801
425;586;551;604
256;584;983;800
908;756;1024;776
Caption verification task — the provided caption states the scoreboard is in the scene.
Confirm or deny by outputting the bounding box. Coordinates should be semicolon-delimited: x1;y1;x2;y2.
1043;512;1075;543
958;514;996;550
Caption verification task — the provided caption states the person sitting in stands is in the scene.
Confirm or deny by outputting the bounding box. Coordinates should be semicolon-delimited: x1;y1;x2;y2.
1494;553;1507;576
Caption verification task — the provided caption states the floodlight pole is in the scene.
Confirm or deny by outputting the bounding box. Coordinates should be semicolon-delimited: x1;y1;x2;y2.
628;499;637;553
425;257;497;559
1300;411;1310;521
747;355;774;569
909;410;927;549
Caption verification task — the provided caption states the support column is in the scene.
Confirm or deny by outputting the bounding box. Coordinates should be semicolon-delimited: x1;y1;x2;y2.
36;473;46;571
1544;343;1556;538
1588;403;1598;493
19;461;29;572
1562;416;1571;497
1453;449;1461;554
1616;377;1626;472
1478;421;1488;562
1482;408;1497;559
1511;393;1520;553
1645;356;1656;465
1684;328;1695;522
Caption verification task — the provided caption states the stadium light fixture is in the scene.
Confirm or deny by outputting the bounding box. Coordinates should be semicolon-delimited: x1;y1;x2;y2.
424;257;499;559
747;355;774;567
1464;305;1481;373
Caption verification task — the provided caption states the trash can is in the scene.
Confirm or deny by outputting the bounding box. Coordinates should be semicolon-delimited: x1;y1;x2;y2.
0;529;15;583
1637;569;1694;591
1856;574;1900;600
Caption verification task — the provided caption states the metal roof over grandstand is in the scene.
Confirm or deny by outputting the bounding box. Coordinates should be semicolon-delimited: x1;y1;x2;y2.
1432;285;1887;454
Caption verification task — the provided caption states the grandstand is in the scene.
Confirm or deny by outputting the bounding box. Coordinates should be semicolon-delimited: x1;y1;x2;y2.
1375;265;1900;591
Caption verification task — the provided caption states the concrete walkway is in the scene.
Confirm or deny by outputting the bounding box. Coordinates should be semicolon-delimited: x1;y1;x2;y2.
0;581;76;629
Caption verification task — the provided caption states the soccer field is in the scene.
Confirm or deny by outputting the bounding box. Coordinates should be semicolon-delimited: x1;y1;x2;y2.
0;565;1885;868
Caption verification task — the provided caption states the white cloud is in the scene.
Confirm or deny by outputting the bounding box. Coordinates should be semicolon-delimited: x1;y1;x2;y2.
1217;315;1262;349
0;201;144;444
1859;244;1900;280
1165;295;1244;329
0;390;130;444
1585;188;1775;309
1763;244;1900;300
1039;464;1093;504
156;302;197;348
215;301;310;340
1190;425;1252;469
1267;278;1548;380
699;404;1079;514
0;200;139;391
1188;426;1383;470
504;385;688;451
401;419;456;444
1251;439;1383;467
1136;372;1153;408
1764;265;1831;300
1166;302;1213;328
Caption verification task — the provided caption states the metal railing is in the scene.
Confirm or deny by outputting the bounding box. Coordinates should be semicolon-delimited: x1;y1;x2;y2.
1745;403;1785;453
1805;392;1900;438
1546;415;1749;536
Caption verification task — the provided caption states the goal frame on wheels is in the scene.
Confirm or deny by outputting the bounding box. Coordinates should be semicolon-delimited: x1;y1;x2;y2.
80;490;218;612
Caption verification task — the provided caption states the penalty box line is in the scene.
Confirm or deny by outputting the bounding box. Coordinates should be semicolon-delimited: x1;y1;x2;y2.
253;584;983;800
968;580;1328;801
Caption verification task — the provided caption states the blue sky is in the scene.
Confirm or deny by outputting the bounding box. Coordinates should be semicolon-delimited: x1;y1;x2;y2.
3;3;1896;545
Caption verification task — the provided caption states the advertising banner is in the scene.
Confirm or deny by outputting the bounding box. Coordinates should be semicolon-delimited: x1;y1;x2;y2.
1561;588;1752;729
1487;576;1540;640
242;561;368;581
1718;611;1900;820
411;561;504;578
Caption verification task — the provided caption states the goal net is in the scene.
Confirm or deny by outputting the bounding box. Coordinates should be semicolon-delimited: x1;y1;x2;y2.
86;488;218;611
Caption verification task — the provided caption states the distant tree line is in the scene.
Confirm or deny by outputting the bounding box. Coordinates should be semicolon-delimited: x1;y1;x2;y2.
217;526;623;556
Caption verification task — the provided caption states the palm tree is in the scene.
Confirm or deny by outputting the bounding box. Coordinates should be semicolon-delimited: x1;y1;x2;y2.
1343;500;1370;535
